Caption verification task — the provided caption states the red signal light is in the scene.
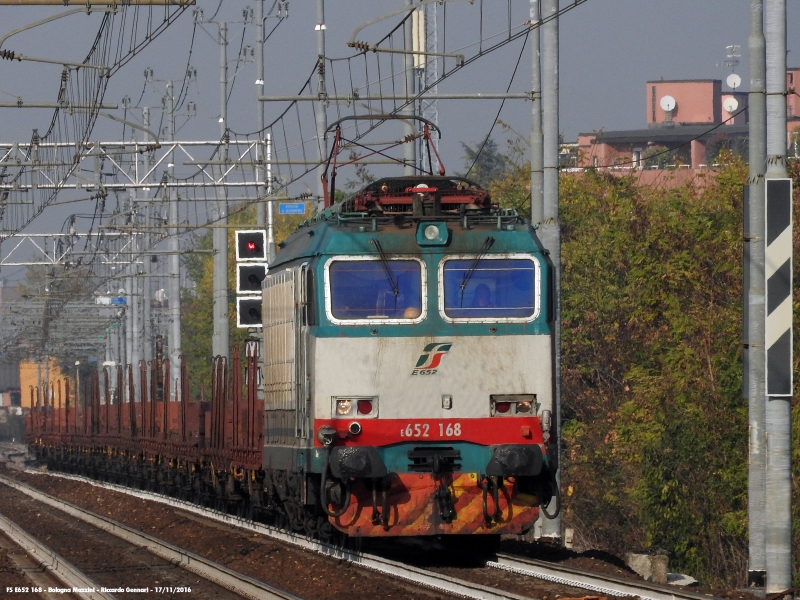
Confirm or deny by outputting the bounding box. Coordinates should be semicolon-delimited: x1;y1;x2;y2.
495;402;511;414
357;400;373;415
247;241;257;251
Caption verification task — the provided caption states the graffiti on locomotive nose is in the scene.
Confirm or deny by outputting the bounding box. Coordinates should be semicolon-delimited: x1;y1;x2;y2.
411;342;452;375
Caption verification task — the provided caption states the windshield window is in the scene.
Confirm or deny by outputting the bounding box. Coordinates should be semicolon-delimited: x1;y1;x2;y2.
442;258;536;320
329;260;423;321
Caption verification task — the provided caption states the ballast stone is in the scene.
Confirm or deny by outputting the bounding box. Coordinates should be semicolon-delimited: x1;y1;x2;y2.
624;551;668;584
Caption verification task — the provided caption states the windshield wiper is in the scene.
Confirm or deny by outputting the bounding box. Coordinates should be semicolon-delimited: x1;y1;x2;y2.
459;236;495;306
370;238;399;307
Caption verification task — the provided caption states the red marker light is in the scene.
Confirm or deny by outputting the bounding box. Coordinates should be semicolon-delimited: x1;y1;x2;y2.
247;241;257;251
357;400;373;415
495;402;511;414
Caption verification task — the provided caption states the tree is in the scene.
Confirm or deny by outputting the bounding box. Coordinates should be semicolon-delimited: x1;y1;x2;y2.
642;145;691;169
343;149;377;191
460;137;509;186
558;158;750;584
479;147;767;584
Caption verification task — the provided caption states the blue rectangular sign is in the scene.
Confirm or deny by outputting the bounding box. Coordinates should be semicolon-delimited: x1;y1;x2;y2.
279;203;305;215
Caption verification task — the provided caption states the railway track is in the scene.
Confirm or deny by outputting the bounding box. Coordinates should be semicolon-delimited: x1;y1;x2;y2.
490;554;723;600
2;471;521;600
0;475;301;600
4;467;724;600
0;517;86;600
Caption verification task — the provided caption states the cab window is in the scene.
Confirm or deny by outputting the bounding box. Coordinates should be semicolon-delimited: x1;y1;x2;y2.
327;259;424;322
441;257;537;320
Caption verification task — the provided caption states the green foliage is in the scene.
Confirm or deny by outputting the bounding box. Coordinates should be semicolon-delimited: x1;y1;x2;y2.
788;157;800;588
641;145;691;169
706;133;747;166
460;137;509;186
558;160;750;584
343;149;377;191
478;146;772;584
466;124;533;219
489;159;532;220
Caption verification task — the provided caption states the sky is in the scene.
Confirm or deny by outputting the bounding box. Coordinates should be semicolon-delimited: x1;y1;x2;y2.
0;0;798;265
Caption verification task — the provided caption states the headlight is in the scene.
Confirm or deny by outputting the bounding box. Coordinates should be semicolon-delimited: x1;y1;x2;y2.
424;224;440;240
332;396;378;418
490;394;536;416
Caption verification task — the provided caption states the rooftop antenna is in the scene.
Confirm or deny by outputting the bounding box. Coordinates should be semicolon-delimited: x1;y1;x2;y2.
723;95;740;114
660;95;676;125
725;43;742;93
725;44;741;71
724;46;742;122
727;73;742;91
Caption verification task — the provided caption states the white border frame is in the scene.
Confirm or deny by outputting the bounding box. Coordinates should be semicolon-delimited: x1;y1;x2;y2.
323;255;427;325
437;253;541;324
236;295;263;328
235;229;267;261
236;262;269;294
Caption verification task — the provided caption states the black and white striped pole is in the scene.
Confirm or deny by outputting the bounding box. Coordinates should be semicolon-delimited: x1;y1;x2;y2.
764;178;793;594
765;180;793;399
764;0;792;593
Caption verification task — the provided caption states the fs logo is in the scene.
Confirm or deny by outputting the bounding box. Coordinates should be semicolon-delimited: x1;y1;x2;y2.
411;342;452;376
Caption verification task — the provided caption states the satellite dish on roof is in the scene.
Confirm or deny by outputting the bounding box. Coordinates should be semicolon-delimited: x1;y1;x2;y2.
723;96;739;113
660;95;676;112
726;73;742;90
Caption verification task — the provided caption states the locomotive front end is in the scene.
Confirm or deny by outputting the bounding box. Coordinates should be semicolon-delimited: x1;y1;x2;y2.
275;177;559;538
313;327;556;537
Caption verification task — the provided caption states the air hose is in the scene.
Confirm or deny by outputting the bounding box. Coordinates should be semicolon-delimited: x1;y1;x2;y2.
481;476;502;523
541;470;561;519
319;445;352;518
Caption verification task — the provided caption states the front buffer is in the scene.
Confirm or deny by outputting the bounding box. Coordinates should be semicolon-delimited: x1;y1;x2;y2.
316;417;555;537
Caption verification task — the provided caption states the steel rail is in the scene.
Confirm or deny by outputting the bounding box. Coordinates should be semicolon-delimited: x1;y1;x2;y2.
21;469;723;600
0;475;302;600
490;553;723;600
21;471;532;600
0;508;114;600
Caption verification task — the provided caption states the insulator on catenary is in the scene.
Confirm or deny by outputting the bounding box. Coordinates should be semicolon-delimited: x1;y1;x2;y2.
347;41;370;52
0;49;20;62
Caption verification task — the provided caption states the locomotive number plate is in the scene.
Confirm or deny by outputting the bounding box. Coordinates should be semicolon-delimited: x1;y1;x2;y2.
399;422;462;438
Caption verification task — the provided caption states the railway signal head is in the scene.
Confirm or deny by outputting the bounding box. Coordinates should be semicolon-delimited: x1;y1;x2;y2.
237;263;268;294
235;230;267;261
237;296;262;328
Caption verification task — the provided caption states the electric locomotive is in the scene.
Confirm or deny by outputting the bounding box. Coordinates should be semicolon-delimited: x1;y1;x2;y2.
24;117;559;542
261;171;559;538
